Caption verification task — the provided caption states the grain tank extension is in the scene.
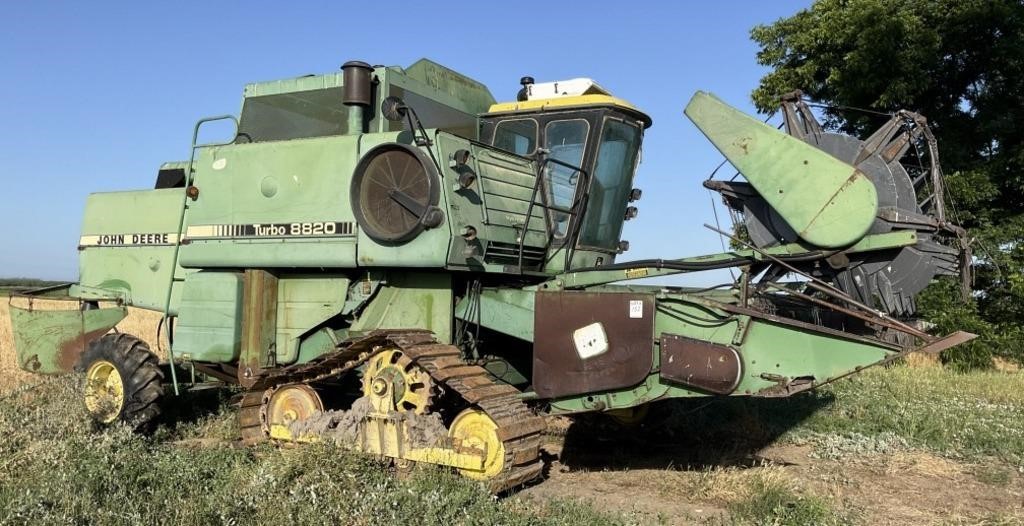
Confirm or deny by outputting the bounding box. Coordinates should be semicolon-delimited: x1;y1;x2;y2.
8;59;974;492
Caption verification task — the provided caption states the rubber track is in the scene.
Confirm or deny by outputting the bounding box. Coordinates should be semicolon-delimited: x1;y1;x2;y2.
236;330;398;445
394;334;545;493
236;329;544;492
238;390;266;445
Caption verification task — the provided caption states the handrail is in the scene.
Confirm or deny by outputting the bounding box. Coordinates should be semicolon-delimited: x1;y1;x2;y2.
516;152;590;273
160;115;239;395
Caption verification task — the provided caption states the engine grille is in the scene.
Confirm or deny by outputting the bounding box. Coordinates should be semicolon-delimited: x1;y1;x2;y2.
483;241;546;268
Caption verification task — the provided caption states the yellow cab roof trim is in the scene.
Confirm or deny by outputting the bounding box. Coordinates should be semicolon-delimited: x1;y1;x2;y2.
487;94;652;128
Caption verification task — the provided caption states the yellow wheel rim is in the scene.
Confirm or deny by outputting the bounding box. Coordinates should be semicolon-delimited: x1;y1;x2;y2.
449;408;506;480
84;360;124;424
362;349;433;414
267;385;323;440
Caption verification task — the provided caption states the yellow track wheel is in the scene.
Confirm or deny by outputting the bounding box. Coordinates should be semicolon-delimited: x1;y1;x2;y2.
84;360;125;424
449;408;506;480
362;349;433;414
265;384;323;440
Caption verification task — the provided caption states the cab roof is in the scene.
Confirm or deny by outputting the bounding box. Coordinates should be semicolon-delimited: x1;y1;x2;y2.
485;77;652;128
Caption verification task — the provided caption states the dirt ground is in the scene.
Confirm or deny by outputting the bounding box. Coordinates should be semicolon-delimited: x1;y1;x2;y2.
519;426;1024;525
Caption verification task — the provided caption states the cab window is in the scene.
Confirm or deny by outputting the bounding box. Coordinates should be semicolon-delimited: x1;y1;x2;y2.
544;119;589;238
578;119;642;249
493;119;537;156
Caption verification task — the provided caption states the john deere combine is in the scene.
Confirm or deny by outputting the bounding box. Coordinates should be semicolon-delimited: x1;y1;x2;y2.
8;59;973;492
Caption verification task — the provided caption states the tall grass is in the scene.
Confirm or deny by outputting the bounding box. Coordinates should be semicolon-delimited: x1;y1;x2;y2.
797;366;1024;462
0;377;631;526
659;365;1024;465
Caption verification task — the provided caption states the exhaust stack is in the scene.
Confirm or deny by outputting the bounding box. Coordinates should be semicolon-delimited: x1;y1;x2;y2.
342;60;374;134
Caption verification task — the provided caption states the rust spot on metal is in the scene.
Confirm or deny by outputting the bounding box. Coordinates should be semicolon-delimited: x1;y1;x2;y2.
239;270;278;388
733;136;752;156
58;326;111;372
754;376;815;398
916;330;976;355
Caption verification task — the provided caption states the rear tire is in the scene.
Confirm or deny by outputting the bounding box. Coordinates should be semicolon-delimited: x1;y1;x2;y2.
77;333;164;432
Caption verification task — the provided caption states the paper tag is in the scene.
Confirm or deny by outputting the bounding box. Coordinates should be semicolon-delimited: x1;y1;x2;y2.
629;300;643;319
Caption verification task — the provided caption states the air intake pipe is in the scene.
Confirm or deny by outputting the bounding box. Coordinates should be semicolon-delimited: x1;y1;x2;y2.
342;60;374;133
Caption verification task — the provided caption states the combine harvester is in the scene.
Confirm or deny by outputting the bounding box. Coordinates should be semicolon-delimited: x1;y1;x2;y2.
9;59;973;492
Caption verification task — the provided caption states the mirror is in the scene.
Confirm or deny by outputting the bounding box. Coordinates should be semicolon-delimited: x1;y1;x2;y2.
381;96;408;122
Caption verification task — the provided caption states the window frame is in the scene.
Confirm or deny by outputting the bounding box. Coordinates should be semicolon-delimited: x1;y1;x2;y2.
574;114;643;252
492;118;539;157
541;117;592;240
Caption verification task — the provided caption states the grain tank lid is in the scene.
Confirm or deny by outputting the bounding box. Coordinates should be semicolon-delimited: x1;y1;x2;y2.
392;58;497;114
242;72;345;97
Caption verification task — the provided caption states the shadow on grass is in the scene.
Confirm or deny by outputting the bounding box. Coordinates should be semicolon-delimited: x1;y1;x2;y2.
557;391;834;472
157;385;236;431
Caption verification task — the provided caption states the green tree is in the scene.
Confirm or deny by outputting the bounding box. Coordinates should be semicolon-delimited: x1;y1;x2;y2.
751;0;1024;367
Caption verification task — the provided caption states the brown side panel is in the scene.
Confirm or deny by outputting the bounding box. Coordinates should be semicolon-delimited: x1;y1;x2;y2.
533;291;655;399
660;333;742;395
239;269;278;388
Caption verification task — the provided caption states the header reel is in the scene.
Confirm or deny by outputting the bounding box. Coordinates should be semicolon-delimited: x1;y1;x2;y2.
706;91;970;317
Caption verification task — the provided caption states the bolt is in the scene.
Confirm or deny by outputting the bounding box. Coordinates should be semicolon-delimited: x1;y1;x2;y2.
371;378;388;396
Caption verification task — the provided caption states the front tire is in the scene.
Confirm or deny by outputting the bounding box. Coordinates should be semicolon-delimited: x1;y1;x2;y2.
77;333;164;432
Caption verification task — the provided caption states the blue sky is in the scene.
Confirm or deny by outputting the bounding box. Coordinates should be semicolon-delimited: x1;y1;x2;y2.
0;1;810;282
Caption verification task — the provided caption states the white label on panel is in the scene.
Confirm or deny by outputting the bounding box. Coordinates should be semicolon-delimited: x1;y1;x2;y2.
573;322;609;360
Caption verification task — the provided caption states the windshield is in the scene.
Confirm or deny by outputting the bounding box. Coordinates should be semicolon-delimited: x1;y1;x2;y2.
544;119;589;238
578;119;641;249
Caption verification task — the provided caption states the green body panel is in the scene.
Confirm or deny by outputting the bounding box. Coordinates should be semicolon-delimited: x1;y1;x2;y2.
179;136;361;268
275;277;349;364
172;273;350;365
8;300;127;374
434;132;611;275
172;272;243;363
78;188;189;311
350;272;453;344
295;328;343;364
685;91;878;248
454;287;536;341
401;59;497;118
434;132;546;272
353;133;453;268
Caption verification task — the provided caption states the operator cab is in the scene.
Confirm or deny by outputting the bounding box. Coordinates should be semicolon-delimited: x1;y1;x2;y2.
480;77;652;257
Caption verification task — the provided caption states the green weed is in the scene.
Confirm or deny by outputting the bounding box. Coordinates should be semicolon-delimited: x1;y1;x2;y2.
0;377;635;526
